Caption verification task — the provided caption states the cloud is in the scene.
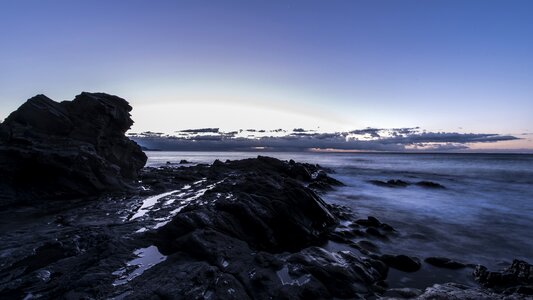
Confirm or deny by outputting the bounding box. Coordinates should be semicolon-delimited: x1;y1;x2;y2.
349;128;382;138
374;132;518;145
131;127;520;152
177;128;219;133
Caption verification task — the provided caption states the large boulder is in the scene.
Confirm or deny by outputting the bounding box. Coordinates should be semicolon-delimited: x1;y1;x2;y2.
0;92;147;205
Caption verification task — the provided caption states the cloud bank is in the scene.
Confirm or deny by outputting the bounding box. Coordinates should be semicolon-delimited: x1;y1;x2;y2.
129;127;519;152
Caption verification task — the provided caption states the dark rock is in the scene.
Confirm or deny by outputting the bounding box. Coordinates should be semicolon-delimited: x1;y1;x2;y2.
417;283;503;299
366;227;387;239
515;285;533;295
425;257;466;269
380;254;421;272
154;158;337;253
328;232;353;244
307;181;332;191
369;179;409;188
286;247;388;298
356;216;381;227
4;242;74;275
0;92;147;205
387;179;409;187
416;181;446;189
179;159;189;164
380;223;395;232
131;157;384;299
309;171;343;191
212;159;225;167
353;240;380;254
328;204;353;221
356;216;395;233
369;179;446;190
383;287;423;298
474;259;533;294
289;164;312;181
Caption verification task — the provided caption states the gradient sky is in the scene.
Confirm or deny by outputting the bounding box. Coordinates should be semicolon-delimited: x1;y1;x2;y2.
1;0;532;149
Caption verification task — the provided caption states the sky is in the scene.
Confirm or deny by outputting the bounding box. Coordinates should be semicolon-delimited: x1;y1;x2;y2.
1;0;532;151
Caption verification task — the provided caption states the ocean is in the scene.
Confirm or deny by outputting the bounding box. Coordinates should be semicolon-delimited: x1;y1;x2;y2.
146;151;533;275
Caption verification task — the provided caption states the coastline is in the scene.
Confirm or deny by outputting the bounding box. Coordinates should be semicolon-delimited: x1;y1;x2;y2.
0;94;530;299
1;156;531;299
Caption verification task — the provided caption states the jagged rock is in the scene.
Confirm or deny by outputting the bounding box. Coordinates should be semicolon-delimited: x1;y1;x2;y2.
416;283;508;300
356;216;395;233
126;158;385;299
0;92;147;206
474;260;533;295
285;247;388;298
308;170;344;191
382;287;423;298
153;158;338;253
354;240;380;254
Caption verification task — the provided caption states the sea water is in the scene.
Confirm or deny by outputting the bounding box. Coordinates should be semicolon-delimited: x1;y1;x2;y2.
146;151;533;269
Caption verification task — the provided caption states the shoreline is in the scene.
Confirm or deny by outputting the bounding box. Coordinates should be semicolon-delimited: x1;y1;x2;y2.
142;149;533;156
1;156;531;299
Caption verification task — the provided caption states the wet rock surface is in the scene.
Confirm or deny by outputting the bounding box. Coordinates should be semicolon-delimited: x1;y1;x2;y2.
474;260;533;295
0;157;388;299
0;93;147;206
414;283;512;300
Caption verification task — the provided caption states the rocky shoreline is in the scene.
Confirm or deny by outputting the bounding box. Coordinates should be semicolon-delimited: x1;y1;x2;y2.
0;94;531;299
1;156;531;299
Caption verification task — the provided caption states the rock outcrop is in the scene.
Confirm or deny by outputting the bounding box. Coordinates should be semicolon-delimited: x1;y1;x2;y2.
0;156;390;299
0;92;147;205
153;157;339;253
474;260;533;295
135;157;386;299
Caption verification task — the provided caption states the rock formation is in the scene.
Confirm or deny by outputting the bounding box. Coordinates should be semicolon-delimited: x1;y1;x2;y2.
474;260;533;295
0;156;389;299
0;92;147;206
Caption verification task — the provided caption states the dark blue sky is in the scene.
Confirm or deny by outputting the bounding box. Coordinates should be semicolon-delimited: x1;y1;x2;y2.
1;0;532;149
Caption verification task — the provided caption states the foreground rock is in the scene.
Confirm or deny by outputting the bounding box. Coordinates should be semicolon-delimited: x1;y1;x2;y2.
137;157;386;299
0;92;147;206
415;283;511;300
474;260;533;295
0;157;389;299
